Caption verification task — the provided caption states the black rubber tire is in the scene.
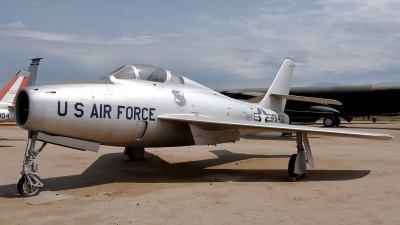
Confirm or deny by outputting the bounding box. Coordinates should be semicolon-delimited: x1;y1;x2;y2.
334;117;341;126
125;147;145;161
17;177;23;196
372;118;377;123
288;154;297;177
17;175;42;197
323;118;335;127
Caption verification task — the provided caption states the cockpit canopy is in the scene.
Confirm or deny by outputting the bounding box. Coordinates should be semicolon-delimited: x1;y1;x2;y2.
104;64;185;84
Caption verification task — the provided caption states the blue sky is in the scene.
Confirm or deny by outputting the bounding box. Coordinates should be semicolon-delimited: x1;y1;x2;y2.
1;0;400;89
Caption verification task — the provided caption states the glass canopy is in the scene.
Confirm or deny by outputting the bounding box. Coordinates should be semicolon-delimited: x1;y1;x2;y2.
103;64;185;84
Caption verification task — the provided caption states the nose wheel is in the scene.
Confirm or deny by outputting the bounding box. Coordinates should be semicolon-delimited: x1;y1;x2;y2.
17;174;43;197
18;132;47;197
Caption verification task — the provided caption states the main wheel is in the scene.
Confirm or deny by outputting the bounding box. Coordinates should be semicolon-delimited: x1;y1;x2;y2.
17;174;42;197
288;154;297;177
334;117;341;126
323;117;335;127
125;147;145;161
372;118;377;123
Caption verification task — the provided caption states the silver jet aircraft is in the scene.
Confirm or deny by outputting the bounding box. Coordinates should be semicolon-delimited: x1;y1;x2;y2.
13;58;392;197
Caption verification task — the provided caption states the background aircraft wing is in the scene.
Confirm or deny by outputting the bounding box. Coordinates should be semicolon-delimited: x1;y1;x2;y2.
247;93;342;105
158;114;393;140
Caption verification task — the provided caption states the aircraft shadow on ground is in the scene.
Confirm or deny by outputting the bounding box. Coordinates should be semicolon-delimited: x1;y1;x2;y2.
0;146;14;149
0;149;370;197
0;138;26;141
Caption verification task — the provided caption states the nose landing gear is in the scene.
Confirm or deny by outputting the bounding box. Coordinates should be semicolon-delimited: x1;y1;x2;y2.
18;132;47;197
18;174;43;197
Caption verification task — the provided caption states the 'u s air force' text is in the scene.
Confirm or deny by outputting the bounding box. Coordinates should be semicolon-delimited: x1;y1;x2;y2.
57;101;156;121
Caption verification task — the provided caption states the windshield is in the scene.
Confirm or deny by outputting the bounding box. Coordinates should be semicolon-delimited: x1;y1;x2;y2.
106;66;125;76
101;66;136;80
114;66;136;79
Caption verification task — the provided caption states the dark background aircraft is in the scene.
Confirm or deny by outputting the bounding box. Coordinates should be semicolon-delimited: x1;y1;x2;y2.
218;85;400;127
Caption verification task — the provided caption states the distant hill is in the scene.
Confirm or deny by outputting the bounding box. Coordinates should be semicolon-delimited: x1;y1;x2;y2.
369;82;400;86
311;82;345;87
311;82;400;87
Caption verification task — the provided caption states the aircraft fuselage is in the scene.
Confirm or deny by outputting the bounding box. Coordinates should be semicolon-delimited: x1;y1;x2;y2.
15;79;289;148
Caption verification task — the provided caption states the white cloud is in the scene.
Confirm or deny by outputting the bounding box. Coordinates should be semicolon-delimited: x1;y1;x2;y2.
107;36;157;46
0;21;28;28
194;0;400;86
2;1;400;88
0;30;100;43
0;30;163;46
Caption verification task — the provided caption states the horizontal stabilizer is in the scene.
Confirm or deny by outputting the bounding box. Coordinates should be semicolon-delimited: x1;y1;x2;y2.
158;114;393;140
0;102;12;106
37;132;100;152
247;93;342;105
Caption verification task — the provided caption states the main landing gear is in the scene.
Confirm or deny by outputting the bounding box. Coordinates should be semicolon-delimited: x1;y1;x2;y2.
124;147;145;161
18;132;47;197
323;117;340;127
287;132;315;180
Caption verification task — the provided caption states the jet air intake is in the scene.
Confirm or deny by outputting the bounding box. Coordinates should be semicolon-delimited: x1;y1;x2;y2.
15;90;29;126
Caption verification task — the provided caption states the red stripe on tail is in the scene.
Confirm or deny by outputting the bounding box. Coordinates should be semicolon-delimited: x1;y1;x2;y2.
0;76;19;102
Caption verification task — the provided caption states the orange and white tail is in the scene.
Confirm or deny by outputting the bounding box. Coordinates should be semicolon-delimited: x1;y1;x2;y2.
0;58;41;104
0;70;30;104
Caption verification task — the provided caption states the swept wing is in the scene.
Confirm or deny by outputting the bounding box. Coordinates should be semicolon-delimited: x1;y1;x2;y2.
158;114;392;141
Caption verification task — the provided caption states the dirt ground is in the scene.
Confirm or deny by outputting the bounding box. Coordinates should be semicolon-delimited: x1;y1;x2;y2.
0;121;399;225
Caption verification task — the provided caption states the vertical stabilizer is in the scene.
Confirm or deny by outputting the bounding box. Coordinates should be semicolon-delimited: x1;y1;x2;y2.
257;58;295;112
0;70;30;103
27;58;42;86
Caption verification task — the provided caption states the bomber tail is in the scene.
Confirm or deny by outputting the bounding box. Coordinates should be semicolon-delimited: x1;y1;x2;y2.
256;58;295;112
27;58;41;86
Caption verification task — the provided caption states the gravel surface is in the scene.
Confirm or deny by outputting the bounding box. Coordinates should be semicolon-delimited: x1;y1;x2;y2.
0;121;399;225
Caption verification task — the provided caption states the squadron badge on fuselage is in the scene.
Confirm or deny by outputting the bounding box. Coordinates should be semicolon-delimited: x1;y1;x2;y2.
172;90;188;111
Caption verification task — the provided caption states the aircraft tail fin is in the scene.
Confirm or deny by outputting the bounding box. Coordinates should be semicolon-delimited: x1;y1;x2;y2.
27;58;42;86
0;58;41;104
256;58;295;112
0;70;30;103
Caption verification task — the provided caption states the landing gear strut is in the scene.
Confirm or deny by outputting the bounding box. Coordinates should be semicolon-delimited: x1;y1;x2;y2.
288;133;314;180
18;132;47;197
124;147;145;161
334;117;341;126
